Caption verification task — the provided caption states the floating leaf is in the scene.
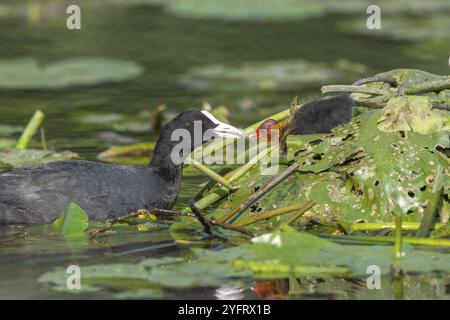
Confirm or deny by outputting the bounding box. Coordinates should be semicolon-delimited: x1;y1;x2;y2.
0;149;79;168
39;231;450;296
340;15;450;41
0;138;15;150
0;124;23;136
180;59;366;92
0;58;144;89
97;143;155;165
52;203;89;237
165;0;326;21
350;111;449;217
377;96;449;134
78;113;124;125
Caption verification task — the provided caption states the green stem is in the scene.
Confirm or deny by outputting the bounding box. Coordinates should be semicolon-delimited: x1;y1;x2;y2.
284;200;316;225
40;126;47;150
191;149;271;211
187;158;236;190
416;165;444;238
405;78;450;95
226;149;269;182
235;201;314;227
321;85;392;96
394;214;403;258
191;189;229;212
220;162;300;224
320;234;450;247
16;110;45;149
393;275;404;300
351;222;444;232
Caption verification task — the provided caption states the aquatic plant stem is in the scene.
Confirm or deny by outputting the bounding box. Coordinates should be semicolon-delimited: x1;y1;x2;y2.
352;75;397;86
220;162;300;224
209;218;255;237
187;158;237;190
284;200;316;225
394;214;403;258
320;234;450;247
321;85;391;96
190;201;254;238
40;126;47;150
416;166;444;238
191;148;271;211
189;201;213;235
404;78;450;95
234;201;314;227
350;222;444;232
16;110;45;149
352;98;450;111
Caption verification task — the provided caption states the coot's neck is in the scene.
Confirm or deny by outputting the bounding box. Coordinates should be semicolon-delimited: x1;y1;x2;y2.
149;123;186;184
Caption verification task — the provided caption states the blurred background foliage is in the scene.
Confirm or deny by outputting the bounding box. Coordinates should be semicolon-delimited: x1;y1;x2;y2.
0;0;448;158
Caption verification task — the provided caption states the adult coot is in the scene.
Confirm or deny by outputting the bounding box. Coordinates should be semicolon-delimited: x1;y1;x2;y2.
0;110;242;225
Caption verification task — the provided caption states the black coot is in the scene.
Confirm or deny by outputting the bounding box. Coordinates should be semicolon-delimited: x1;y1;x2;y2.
0;110;242;225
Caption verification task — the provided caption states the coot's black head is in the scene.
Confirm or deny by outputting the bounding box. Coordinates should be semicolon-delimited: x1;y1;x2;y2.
171;110;242;139
150;110;242;173
169;110;242;147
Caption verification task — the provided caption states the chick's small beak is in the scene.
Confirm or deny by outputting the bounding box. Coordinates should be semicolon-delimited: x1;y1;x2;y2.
212;122;243;139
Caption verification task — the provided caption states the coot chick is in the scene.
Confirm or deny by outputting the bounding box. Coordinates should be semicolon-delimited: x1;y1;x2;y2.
0;110;242;226
285;94;354;135
280;95;354;150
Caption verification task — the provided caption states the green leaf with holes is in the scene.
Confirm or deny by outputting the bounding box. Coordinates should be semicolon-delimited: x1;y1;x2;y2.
350;111;449;218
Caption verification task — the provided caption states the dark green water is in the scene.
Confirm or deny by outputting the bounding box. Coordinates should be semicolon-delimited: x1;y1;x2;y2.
0;1;449;299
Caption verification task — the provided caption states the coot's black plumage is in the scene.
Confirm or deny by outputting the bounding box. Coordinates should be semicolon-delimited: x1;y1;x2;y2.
276;94;354;152
285;94;354;135
0;110;242;226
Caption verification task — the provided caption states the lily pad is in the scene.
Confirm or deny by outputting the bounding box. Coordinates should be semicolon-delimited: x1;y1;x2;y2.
180;59;366;92
97;143;155;165
165;0;326;21
0;138;16;149
39;231;450;296
0;124;23;136
78;113;124;125
340;15;450;41
0;149;80;169
0;58;144;89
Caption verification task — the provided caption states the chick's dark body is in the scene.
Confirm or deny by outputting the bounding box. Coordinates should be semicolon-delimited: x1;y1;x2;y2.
286;95;354;135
